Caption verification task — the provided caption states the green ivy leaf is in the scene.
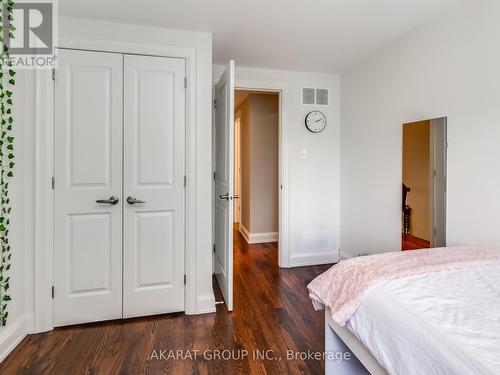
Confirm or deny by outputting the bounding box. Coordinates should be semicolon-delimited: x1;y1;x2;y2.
0;39;14;327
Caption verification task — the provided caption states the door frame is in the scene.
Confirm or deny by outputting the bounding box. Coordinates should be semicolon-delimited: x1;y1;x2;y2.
214;78;290;268
429;117;447;247
33;36;206;333
233;110;242;225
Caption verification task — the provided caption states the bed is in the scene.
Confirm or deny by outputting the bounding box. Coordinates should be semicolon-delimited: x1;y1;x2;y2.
309;247;500;375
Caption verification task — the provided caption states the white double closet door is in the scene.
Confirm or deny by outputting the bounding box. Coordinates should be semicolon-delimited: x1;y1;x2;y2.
54;49;186;326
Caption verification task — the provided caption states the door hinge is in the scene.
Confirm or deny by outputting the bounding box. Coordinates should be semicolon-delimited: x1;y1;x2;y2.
51;286;54;299
184;77;187;88
52;68;55;81
184;175;187;188
184;274;187;285
214;99;217;108
51;177;55;189
213;244;216;253
213;171;216;181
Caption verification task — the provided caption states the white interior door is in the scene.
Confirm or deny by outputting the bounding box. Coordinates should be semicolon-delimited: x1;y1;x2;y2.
214;61;235;311
123;55;186;318
54;49;123;326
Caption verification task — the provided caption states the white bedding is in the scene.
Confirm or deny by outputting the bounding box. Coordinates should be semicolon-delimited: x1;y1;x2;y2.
346;265;500;375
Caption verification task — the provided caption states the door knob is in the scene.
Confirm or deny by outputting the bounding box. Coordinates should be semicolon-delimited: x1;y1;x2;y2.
96;196;119;205
127;196;146;205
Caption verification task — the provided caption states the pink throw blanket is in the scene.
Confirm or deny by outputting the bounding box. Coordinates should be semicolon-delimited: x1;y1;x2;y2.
308;247;500;326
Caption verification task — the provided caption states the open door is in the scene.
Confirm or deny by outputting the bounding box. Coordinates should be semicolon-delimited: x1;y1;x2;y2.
430;117;447;247
214;61;235;311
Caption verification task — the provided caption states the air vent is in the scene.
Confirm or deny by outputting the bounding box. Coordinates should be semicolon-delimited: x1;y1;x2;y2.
316;89;329;105
302;88;315;105
302;88;329;106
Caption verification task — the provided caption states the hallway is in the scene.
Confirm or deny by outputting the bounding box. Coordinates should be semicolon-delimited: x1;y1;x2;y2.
0;228;332;374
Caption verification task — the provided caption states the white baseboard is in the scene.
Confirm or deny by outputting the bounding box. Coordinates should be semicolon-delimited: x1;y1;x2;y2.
239;225;278;244
339;250;355;260
0;313;33;363
239;225;250;243
289;251;338;268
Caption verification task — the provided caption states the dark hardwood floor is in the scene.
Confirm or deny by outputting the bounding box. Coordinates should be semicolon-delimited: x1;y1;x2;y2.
0;225;332;375
402;233;431;251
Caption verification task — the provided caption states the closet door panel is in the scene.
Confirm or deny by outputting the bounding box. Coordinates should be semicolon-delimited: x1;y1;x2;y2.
54;49;123;326
123;54;186;318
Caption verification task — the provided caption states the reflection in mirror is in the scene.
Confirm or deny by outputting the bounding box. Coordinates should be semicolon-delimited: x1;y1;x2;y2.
402;118;447;251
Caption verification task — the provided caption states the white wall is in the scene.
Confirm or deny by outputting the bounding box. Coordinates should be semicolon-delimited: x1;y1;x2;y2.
0;71;36;361
1;17;214;360
214;65;341;267
340;0;500;257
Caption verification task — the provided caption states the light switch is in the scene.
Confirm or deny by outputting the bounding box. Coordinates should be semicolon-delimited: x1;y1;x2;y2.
301;149;308;160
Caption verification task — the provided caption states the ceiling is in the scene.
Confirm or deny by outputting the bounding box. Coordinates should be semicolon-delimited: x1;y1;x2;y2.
60;0;463;73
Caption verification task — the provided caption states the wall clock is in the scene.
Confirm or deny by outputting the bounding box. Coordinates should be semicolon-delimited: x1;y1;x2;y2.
305;110;327;133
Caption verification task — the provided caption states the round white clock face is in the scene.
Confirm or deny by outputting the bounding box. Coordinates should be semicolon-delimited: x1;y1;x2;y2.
305;111;326;133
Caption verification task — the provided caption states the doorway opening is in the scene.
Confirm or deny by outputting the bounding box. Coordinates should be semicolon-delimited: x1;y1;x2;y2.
402;117;447;250
234;89;280;248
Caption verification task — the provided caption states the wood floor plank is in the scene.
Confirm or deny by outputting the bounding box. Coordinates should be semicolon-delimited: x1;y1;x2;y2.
0;227;333;374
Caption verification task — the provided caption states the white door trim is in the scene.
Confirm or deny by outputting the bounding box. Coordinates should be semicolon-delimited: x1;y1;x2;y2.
233;81;290;268
33;37;210;333
233;111;241;224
